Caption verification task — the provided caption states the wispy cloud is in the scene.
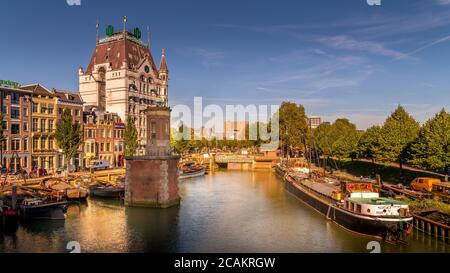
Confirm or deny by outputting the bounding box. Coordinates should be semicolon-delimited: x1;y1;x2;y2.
436;0;450;5
318;35;409;59
189;48;225;69
406;35;450;56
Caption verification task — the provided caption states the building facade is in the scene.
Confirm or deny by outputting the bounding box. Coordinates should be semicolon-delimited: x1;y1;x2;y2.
79;25;169;155
22;84;58;171
82;107;124;168
308;116;322;129
0;85;33;171
54;90;84;169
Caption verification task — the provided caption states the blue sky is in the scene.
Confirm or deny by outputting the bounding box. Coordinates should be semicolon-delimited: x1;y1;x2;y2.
1;0;450;129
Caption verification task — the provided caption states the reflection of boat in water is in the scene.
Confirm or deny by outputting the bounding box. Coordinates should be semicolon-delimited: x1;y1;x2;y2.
88;181;124;199
20;198;68;220
179;162;206;180
277;165;413;243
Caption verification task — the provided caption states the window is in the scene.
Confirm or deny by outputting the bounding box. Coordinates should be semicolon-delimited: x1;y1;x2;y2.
11;107;20;119
48;137;53;150
48;120;53;132
48;105;54;114
23;138;28;151
100;143;104;152
11;124;20;134
40;103;47;114
23;156;28;168
114;144;118;152
23;122;28;131
33;138;39;151
11;139;20;151
40;138;46;149
32;118;38;132
11;93;20;104
58;108;63;115
1;105;7;115
40;119;46;131
119;143;123;152
48;157;53;168
32;103;38;113
106;143;110;152
75;109;80;116
23;107;28;117
2;121;7;130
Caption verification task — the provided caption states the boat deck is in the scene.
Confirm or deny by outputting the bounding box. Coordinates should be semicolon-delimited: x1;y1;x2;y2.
290;173;340;197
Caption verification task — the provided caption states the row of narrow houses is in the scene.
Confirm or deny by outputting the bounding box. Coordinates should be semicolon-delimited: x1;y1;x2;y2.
0;82;125;173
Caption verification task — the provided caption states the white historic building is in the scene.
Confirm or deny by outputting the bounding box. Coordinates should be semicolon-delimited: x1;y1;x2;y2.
79;26;168;155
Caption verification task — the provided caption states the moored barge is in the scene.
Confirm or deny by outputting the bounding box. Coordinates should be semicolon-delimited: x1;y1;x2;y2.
278;166;413;241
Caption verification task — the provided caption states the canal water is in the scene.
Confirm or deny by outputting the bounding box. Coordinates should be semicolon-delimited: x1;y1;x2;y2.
0;170;448;253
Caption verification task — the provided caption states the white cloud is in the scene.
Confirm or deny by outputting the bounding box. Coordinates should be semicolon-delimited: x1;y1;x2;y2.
436;0;450;5
190;48;225;69
318;35;408;59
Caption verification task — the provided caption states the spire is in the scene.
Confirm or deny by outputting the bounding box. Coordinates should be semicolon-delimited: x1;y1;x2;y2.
96;19;100;45
159;48;168;72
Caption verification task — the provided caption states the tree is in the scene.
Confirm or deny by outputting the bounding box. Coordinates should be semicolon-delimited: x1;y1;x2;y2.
275;102;309;156
331;118;360;160
314;122;334;158
54;109;82;175
409;109;450;174
170;122;193;154
314;119;360;160
358;125;382;162
379;105;420;169
124;116;139;157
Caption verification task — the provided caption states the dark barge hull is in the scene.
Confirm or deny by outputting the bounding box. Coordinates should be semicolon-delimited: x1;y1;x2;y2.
89;188;124;198
283;178;412;238
20;202;68;220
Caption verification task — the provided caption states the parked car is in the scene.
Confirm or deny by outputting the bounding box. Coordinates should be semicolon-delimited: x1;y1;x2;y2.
90;160;110;171
410;177;442;192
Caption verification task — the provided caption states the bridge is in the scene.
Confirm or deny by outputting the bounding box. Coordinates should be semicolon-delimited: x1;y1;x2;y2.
213;153;278;170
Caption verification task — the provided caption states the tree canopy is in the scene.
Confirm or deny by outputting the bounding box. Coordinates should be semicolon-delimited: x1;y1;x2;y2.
124;116;139;157
54;109;82;174
378;105;420;167
275;101;308;154
409;109;450;173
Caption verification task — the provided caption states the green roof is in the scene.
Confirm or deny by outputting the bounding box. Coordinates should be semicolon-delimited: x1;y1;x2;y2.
349;197;407;205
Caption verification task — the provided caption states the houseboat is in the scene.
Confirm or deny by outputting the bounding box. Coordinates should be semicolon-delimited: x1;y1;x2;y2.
279;165;413;242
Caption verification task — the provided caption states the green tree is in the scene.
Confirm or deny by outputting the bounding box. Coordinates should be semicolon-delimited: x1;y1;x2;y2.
314;119;360;160
358;125;382;162
275;101;308;156
379;105;420;168
54;109;82;175
171;122;193;154
409;109;450;174
331;118;360;160
313;122;334;157
124;116;139;157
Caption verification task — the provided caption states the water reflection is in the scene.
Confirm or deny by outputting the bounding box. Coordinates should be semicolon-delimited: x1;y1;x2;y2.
0;170;448;253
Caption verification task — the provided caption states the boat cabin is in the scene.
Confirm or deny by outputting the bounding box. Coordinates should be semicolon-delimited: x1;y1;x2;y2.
344;192;410;217
22;198;44;206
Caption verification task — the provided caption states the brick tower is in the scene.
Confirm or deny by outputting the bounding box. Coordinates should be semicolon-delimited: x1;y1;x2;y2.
124;106;180;208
